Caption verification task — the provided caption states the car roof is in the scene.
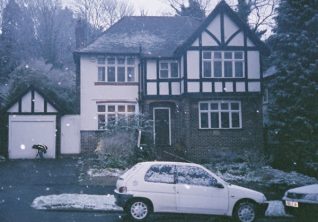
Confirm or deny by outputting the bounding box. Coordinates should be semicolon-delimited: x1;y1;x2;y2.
138;161;204;168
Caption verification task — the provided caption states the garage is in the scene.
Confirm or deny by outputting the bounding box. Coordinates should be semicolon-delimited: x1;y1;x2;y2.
3;86;61;159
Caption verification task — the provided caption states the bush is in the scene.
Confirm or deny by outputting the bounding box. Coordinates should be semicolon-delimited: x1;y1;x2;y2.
95;114;155;168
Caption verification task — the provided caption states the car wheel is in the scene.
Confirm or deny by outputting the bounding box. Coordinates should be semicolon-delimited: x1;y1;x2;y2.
127;199;151;221
234;201;256;222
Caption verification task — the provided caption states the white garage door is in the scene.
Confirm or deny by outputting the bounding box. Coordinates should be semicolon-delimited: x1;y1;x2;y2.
8;115;56;159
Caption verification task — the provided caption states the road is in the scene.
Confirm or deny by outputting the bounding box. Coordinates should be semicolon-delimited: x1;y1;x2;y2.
0;158;295;222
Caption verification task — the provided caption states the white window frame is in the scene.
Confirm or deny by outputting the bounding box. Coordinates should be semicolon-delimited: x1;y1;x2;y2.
198;101;242;129
97;103;138;130
97;56;137;83
202;51;245;78
159;61;179;79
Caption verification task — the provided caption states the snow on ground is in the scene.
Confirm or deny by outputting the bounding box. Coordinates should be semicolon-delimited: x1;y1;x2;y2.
87;168;125;178
265;201;288;217
32;194;288;217
210;163;317;187
31;194;122;211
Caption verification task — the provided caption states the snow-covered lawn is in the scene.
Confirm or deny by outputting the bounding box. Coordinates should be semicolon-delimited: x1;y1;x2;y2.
31;194;122;211
32;194;288;217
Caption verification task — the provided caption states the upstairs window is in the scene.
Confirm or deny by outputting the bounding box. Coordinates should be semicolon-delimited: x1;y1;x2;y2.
159;61;179;79
202;51;244;78
199;101;242;129
97;56;136;82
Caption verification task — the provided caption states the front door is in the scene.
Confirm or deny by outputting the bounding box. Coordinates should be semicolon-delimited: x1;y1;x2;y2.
154;108;171;146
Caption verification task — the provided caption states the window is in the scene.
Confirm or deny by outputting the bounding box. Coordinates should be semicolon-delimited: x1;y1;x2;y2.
159;61;179;78
199;101;242;129
97;103;137;129
144;164;175;184
97;56;136;82
202;51;244;78
176;166;217;187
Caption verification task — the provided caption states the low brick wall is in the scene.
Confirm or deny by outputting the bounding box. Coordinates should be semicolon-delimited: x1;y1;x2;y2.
80;131;105;153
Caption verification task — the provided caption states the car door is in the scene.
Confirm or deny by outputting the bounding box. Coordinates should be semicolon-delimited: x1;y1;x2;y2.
175;165;229;215
142;164;177;212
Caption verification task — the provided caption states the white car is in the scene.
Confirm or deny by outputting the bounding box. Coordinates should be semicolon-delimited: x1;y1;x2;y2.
114;161;268;222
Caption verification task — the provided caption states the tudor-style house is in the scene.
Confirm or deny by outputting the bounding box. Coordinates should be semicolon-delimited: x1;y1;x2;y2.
74;1;268;161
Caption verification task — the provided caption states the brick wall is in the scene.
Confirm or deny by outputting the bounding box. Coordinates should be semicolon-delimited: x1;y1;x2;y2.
183;95;264;162
143;94;264;162
80;131;105;153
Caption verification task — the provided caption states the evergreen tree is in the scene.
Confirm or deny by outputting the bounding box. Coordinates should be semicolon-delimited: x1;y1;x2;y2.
0;0;22;79
0;0;35;79
237;0;251;24
269;0;318;169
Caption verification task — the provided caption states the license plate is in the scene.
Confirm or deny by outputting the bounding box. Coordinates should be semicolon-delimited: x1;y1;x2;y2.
286;200;298;208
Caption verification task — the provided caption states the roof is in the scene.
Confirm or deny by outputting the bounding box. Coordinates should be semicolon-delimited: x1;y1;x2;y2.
78;16;201;58
0;85;63;114
77;1;269;57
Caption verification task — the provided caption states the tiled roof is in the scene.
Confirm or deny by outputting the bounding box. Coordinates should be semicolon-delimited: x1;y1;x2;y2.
78;16;202;57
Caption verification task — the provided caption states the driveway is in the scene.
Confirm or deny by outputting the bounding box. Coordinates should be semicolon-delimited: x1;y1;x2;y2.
0;157;295;222
0;157;114;222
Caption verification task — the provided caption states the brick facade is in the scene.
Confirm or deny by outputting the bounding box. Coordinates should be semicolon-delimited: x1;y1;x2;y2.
143;94;264;162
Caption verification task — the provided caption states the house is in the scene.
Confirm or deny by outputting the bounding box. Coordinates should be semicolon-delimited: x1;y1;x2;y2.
73;1;268;161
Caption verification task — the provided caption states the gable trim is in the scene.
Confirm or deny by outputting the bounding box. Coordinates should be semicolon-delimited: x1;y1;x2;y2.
225;29;242;46
204;29;221;45
175;1;269;56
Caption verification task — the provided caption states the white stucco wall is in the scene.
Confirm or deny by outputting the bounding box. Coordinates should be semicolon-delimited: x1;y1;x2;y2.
207;14;221;42
202;32;218;46
61;115;81;154
247;51;260;79
187;51;200;79
80;56;139;130
224;14;239;42
147;60;157;80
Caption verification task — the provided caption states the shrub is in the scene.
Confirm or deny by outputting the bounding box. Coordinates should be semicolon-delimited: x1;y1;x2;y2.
95;114;155;168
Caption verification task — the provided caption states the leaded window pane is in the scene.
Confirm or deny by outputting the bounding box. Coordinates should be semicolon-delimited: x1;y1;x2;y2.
221;112;230;128
117;67;125;82
98;67;105;81
127;67;135;82
107;67;115;82
200;113;209;128
224;61;233;77
235;61;243;77
171;63;179;78
214;61;222;77
203;61;212;77
210;112;219;128
232;112;240;128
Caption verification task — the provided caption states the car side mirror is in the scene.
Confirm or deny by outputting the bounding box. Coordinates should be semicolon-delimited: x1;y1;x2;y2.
214;182;224;189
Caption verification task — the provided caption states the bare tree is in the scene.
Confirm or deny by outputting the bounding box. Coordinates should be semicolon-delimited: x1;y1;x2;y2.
166;0;277;37
73;0;134;31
